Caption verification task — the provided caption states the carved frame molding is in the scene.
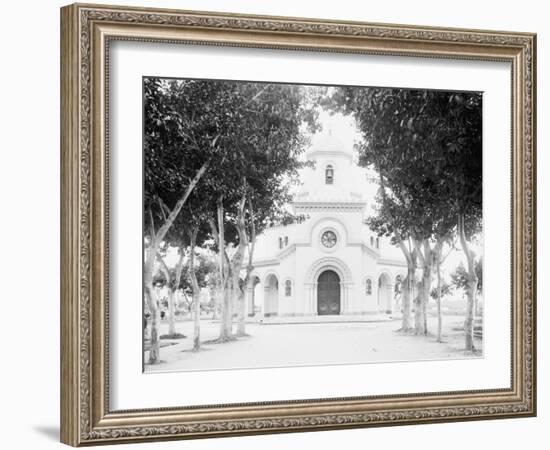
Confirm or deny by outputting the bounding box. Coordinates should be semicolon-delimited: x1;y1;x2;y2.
60;3;536;446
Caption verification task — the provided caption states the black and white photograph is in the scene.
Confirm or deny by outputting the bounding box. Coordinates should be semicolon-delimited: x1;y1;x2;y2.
0;0;543;447
143;78;483;373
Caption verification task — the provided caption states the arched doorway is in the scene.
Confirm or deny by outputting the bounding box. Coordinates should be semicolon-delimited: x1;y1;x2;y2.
378;273;392;314
317;270;341;315
264;274;279;317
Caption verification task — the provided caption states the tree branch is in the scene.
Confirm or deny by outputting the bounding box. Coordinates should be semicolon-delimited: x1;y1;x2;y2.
412;237;426;267
156;196;171;220
208;217;231;268
148;207;155;238
440;236;458;264
246;198;257;271
243;85;270;107
157;197;168;223
156;251;171;283
152;157;211;247
378;172;412;264
173;246;186;291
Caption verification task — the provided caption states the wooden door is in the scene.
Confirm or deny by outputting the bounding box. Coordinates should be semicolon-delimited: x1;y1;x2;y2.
317;270;341;315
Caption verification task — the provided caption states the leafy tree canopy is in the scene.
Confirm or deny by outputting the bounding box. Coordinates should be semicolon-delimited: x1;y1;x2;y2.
145;78;320;248
451;259;483;294
325;87;482;243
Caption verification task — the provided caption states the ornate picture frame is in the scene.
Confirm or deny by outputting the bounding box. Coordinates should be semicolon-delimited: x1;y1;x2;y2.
60;3;536;446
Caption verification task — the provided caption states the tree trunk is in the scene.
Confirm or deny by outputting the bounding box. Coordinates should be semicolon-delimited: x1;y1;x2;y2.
458;214;478;352
422;265;431;336
412;240;434;336
226;254;245;337
235;264;251;335
144;286;161;363
229;264;244;336
234;197;254;337
434;239;450;343
464;279;477;351
158;253;180;338
212;193;249;340
413;279;423;335
436;255;443;343
143;295;151;340
167;290;176;336
180;291;191;315
395;239;416;331
189;229;201;352
379;175;415;332
144;243;161;363
401;266;415;331
423;241;434;336
192;289;201;350
221;276;234;339
236;283;246;336
143;159;210;363
171;250;185;337
414;267;431;336
215;197;233;341
211;288;219;320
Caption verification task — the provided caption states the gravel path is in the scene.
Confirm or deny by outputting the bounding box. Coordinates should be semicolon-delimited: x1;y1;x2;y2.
144;315;482;373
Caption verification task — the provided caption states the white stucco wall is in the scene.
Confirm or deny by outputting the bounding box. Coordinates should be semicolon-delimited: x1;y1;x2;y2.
246;127;407;318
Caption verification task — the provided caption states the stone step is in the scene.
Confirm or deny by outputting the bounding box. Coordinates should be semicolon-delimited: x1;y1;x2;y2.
259;314;395;325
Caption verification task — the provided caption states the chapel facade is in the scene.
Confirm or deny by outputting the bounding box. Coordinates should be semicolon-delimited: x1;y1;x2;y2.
246;128;408;318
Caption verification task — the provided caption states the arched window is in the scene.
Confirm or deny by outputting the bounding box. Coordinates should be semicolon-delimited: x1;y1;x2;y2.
278;237;283;249
370;236;374;246
376;237;380;249
285;280;292;297
325;165;334;184
365;279;372;295
284;236;288;246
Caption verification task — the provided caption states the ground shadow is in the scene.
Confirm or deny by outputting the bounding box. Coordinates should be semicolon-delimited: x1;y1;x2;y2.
33;425;59;441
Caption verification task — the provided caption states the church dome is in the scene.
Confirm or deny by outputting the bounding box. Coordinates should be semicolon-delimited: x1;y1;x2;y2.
306;129;354;160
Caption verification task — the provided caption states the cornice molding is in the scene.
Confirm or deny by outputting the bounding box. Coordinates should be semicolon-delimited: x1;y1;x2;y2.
294;201;366;212
378;257;408;268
